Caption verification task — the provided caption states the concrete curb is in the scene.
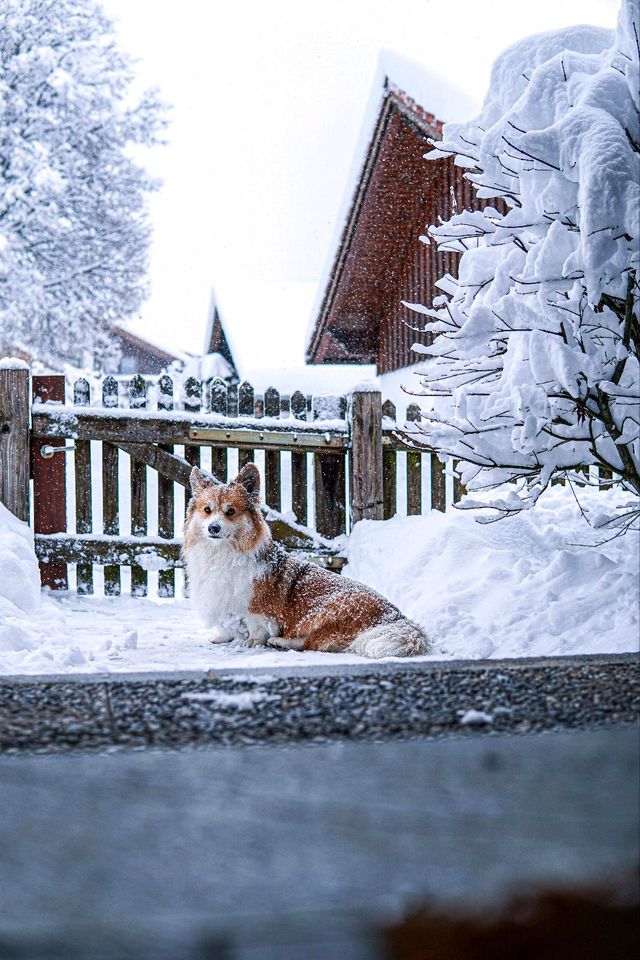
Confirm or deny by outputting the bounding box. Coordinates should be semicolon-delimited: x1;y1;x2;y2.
3;649;637;684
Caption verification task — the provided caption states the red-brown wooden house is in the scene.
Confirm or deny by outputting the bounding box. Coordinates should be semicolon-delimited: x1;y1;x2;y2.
305;54;483;404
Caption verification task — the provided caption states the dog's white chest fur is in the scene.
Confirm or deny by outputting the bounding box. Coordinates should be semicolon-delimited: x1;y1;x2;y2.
185;539;275;642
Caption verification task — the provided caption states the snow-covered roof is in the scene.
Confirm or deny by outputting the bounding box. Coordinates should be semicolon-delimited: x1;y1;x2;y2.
241;363;377;396
112;323;191;364
306;50;481;355
201;280;375;393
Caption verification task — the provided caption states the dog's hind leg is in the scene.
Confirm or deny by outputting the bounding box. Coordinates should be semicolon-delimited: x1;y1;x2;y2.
266;636;306;651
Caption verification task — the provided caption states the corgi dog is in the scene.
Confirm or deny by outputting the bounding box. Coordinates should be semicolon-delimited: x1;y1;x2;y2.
182;463;429;658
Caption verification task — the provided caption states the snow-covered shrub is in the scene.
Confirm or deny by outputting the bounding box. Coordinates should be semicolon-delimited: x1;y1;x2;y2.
407;1;639;526
0;0;167;368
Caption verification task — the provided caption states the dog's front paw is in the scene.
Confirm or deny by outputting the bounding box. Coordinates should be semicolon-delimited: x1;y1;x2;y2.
244;635;269;648
210;625;235;644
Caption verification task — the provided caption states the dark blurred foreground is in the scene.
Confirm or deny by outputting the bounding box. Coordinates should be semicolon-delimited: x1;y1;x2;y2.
0;724;638;959
384;878;639;960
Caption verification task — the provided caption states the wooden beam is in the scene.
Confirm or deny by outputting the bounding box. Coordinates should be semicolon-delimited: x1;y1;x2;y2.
349;389;383;523
32;409;348;449
34;532;346;571
35;534;182;567
0;365;30;522
116;442;193;488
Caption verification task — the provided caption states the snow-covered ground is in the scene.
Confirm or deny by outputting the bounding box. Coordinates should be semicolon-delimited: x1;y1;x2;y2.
0;486;637;676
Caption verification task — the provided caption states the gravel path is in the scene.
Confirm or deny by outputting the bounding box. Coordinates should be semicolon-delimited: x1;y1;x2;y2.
1;653;637;754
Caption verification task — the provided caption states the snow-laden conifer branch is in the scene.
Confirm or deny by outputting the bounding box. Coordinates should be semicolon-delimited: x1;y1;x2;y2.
405;3;640;525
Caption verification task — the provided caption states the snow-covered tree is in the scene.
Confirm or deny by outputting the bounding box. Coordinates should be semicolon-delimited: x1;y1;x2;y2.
406;1;639;528
0;0;167;367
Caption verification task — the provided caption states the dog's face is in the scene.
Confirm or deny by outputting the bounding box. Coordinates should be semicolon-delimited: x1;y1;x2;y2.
186;462;267;552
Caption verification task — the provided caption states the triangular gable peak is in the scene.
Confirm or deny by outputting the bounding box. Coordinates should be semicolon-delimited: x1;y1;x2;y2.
307;68;483;375
204;293;239;382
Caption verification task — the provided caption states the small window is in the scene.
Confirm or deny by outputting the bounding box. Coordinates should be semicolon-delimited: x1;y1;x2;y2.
120;355;137;374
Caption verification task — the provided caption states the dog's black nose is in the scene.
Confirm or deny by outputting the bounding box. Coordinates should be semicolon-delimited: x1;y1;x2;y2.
208;522;221;535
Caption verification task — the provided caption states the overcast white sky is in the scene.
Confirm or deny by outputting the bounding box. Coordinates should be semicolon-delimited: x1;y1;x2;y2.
102;0;619;369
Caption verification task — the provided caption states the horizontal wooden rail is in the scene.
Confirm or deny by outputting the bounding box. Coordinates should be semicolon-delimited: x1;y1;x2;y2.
188;427;348;450
31;407;349;450
34;533;346;571
35;534;182;567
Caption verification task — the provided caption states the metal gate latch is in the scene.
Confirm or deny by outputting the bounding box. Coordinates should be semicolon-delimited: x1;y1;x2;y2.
40;443;75;459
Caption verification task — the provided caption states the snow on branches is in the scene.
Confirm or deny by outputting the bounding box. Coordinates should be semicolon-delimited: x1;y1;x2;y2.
407;1;639;528
0;0;167;368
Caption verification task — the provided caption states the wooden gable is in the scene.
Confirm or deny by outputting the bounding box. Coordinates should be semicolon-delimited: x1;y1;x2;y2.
307;83;480;375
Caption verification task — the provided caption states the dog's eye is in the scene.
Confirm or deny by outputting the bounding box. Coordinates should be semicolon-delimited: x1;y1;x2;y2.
225;507;235;517
204;505;212;514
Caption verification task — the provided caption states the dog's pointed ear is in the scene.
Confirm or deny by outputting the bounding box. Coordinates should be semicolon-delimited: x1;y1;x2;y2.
235;462;260;499
190;466;210;495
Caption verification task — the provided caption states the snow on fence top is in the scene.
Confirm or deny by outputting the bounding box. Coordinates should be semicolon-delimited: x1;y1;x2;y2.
33;374;350;433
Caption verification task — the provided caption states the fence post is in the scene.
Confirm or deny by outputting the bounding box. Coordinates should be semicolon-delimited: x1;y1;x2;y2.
32;374;68;589
349;387;383;525
0;362;30;523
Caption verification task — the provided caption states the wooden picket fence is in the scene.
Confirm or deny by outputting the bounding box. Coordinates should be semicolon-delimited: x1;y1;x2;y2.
0;366;464;597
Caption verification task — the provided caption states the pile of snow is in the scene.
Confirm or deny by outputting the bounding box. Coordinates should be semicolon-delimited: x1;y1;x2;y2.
1;484;637;675
345;485;639;660
0;504;42;655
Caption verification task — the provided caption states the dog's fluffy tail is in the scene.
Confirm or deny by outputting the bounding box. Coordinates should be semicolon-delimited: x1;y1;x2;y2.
346;618;429;659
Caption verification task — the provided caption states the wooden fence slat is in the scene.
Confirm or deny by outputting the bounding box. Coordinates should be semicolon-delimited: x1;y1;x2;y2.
598;466;613;486
183;376;202;468
406;404;422;516
453;459;466;503
431;454;446;513
290;390;306;421
314;453;346;537
227;382;239;418
102;376;120;595
31;374;68;589
73;378;93;595
209;377;228;481
314;393;347;537
349;389;383;524
291;452;308;525
382;400;397;520
264;387;281;509
183;376;201;522
157;374;175;598
129;375;148;596
291;390;308;523
238;380;255;470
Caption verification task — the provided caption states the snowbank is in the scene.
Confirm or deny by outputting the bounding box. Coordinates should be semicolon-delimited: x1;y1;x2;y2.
0;503;45;654
345;486;639;660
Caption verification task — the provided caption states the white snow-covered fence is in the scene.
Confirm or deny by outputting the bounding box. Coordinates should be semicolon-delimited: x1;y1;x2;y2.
27;371;352;597
1;365;479;600
380;398;465;517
